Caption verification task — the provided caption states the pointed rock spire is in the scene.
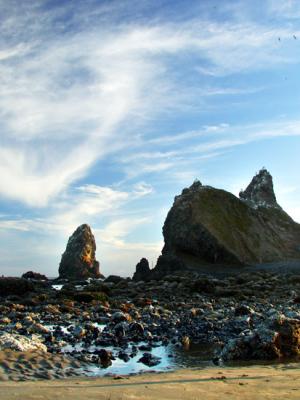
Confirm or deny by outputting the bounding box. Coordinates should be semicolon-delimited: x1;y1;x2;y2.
239;168;280;209
59;224;102;280
133;258;151;281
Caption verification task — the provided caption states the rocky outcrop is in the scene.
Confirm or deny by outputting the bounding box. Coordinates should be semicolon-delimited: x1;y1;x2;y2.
151;254;186;280
133;258;151;281
239;168;280;209
152;169;300;277
59;224;102;280
22;271;48;281
220;317;300;361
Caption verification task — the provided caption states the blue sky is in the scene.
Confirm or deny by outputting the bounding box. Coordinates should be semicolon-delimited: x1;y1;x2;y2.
0;0;300;277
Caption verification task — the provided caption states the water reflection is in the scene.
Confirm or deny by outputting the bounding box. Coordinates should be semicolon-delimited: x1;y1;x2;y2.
51;284;63;290
65;342;218;377
171;343;218;368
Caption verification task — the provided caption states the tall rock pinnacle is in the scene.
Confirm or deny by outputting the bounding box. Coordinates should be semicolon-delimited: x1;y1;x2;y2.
239;168;280;209
58;224;102;280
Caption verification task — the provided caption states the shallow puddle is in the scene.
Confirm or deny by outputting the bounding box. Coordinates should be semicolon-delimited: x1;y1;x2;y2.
51;284;63;290
63;342;218;376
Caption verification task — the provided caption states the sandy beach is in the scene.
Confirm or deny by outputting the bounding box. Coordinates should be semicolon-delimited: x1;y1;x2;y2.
0;364;299;400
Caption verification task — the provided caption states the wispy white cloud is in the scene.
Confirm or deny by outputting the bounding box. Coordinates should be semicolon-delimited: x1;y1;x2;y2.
132;182;154;196
118;119;300;184
1;1;300;276
0;181;153;234
148;124;231;146
1;2;300;207
0;218;50;232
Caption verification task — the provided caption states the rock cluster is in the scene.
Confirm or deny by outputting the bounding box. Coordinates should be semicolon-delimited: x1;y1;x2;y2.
220;317;300;361
1;267;300;379
151;169;300;277
59;224;102;280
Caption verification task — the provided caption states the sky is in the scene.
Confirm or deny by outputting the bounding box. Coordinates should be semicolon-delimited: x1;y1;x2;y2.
0;0;300;277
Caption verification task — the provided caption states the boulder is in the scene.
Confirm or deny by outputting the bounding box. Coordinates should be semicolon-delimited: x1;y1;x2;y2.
96;349;113;367
111;311;131;323
274;317;300;356
220;317;300;361
58;224;103;280
151;169;300;276
220;329;280;361
138;352;161;367
133;258;151;281
0;333;47;352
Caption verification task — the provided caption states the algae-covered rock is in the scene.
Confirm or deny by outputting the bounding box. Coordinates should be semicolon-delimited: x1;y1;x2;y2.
153;169;300;275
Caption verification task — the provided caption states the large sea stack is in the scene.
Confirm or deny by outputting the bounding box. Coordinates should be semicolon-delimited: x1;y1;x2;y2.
59;224;102;280
152;168;300;277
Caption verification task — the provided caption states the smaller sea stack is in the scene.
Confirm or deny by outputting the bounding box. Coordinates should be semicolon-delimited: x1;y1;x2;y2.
58;224;102;280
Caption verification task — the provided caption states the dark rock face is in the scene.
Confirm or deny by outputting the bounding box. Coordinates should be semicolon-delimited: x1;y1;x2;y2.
239;168;279;209
22;271;48;281
58;224;102;280
151;254;186;280
152;169;300;277
133;258;151;281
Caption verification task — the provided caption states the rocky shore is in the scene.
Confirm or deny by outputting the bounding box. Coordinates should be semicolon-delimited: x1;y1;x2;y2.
0;169;299;381
1;264;300;380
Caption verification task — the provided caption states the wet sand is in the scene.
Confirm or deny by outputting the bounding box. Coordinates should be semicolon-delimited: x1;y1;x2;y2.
0;364;299;400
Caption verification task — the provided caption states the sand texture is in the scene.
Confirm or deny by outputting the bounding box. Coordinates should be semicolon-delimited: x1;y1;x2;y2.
0;350;85;381
0;364;299;400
